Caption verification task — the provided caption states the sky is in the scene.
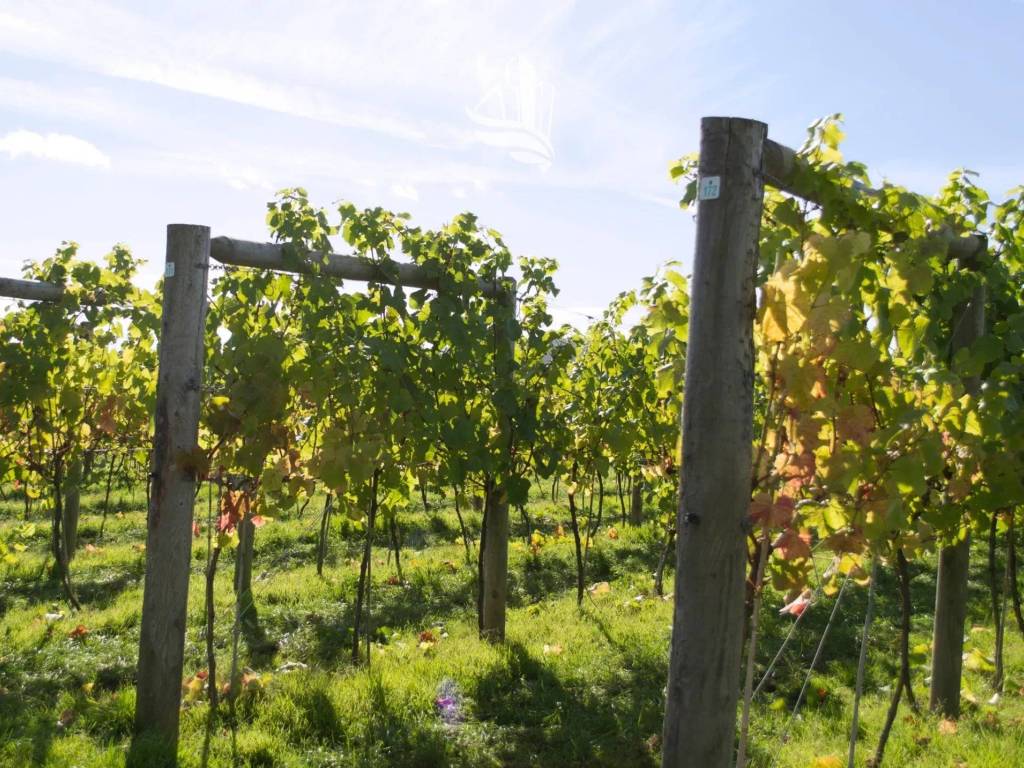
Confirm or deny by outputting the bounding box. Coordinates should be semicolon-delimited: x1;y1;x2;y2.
1;0;1022;327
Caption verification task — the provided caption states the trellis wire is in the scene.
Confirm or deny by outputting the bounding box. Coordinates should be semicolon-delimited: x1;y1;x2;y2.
847;558;878;768
751;540;831;700
774;570;853;753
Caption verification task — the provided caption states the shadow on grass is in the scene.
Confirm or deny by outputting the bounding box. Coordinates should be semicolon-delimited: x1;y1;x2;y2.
472;639;661;767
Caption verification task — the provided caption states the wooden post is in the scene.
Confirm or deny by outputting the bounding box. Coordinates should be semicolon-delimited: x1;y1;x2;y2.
930;273;985;717
479;286;515;642
661;117;766;768
132;225;210;758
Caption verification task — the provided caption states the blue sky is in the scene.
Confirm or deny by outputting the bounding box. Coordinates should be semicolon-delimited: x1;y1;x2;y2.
1;1;1022;325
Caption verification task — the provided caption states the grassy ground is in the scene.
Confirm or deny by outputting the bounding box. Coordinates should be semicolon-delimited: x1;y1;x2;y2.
0;486;1022;767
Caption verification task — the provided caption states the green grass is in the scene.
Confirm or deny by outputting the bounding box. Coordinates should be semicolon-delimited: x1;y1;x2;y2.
1;487;1022;767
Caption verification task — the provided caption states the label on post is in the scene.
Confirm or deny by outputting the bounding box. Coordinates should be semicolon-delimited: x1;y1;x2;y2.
698;176;721;201
164;262;176;278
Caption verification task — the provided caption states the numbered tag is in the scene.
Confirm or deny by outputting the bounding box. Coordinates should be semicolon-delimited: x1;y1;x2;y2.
164;262;176;277
698;176;721;201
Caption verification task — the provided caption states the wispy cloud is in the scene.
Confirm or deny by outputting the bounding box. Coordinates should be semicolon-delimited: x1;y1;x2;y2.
390;183;420;201
0;129;110;168
0;3;435;143
0;77;138;125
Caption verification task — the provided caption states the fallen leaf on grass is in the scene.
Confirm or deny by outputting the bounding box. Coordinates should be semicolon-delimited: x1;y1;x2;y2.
588;581;611;596
543;643;563;656
418;630;437;650
69;624;89;640
56;709;76;731
938;718;957;735
963;648;995;673
808;756;841;768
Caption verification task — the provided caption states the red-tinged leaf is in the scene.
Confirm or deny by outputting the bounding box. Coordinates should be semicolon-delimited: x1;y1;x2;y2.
773;527;812;560
776;450;816;482
749;494;772;523
750;494;796;528
418;630;437;644
218;490;249;533
779;590;811;617
69;624;89;640
250;515;270;528
192;521;201;538
195;669;208;680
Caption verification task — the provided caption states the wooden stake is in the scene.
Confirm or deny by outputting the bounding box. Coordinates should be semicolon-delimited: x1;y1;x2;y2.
930;274;985;717
479;287;515;641
132;225;211;757
661;117;766;768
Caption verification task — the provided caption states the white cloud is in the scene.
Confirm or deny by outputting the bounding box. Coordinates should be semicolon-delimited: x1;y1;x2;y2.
0;130;111;168
0;1;738;205
0;77;137;125
390;183;420;201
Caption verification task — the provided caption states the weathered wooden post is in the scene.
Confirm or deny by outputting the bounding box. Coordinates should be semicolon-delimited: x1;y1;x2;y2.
661;117;766;768
479;285;515;642
132;224;211;760
930;259;986;717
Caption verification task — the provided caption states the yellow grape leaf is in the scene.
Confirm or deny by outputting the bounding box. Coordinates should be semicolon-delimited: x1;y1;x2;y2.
836;403;875;445
938;718;957;735
759;261;811;342
804;295;850;339
808;756;842;768
964;648;995;673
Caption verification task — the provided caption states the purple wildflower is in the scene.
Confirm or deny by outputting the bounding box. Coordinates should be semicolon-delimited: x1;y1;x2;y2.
435;678;462;725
